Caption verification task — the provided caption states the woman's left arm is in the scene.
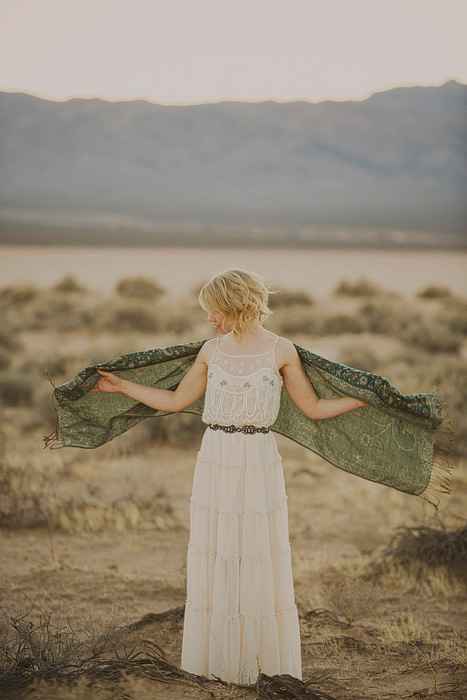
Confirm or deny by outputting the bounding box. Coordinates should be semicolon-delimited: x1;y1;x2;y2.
277;338;368;420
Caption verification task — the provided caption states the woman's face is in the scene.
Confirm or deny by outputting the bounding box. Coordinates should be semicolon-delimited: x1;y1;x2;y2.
206;309;234;334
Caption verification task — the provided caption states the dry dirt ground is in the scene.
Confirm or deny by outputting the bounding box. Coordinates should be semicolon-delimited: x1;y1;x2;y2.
1;423;466;700
1;291;466;699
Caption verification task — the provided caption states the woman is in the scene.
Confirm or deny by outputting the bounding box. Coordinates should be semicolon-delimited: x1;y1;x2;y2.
92;268;369;684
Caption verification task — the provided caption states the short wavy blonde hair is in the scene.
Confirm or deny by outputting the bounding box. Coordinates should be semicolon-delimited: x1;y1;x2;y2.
199;268;273;336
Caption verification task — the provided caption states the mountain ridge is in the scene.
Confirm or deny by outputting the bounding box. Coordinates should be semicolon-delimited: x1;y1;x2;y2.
1;81;466;237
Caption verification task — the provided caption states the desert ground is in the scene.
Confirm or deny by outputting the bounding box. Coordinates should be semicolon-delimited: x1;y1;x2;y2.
1;269;466;699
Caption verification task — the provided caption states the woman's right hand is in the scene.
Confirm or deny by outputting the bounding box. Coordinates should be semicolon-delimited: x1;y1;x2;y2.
90;368;124;393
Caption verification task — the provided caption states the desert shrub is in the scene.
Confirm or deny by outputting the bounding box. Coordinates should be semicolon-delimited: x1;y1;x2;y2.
324;579;379;626
383;522;467;575
39;354;71;378
0;607;129;696
53;274;86;293
0;463;48;528
267;307;365;337
268;287;313;309
416;285;452;300
86;299;162;333
0;283;38;305
35;384;59;428
0;327;22;352
111;303;160;333
338;343;381;373
144;412;205;447
0;372;34;407
267;307;319;336
403;320;462;354
13;291;85;332
358;298;419;335
319;313;365;335
437;299;467;335
115;276;164;300
0;349;11;371
164;310;196;335
334;277;382;297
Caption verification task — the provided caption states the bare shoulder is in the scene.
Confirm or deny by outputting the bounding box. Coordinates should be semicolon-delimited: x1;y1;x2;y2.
196;338;218;366
274;336;301;371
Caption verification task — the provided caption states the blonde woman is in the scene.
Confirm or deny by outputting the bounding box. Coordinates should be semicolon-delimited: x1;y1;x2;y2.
92;268;368;685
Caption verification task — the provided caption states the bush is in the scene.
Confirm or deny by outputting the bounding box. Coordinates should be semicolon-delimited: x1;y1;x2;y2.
267;307;364;337
85;300;162;333
0;283;38;305
0;349;11;371
115;276;164;300
334;277;382;297
144;412;205;447
0;463;48;528
164;311;196;335
268;307;319;336
320;313;365;335
268;287;313;309
338;344;381;373
0;327;22;352
437;299;467;336
0;372;34;407
416;285;452;300
403;320;462;354
384;522;467;572
110;302;161;333
53;274;86;293
358;298;419;335
21;293;84;332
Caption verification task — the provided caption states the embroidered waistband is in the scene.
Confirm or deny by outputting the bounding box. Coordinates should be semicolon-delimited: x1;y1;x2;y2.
208;423;270;435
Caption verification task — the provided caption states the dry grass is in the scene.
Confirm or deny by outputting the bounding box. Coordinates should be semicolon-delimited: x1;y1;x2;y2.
430;635;467;667
0;461;179;534
0;606;340;700
378;612;433;647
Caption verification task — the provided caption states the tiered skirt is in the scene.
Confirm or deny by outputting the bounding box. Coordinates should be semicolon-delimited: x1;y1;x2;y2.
181;428;302;684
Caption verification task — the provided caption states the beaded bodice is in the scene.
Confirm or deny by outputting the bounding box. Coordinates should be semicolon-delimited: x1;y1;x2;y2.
202;337;283;428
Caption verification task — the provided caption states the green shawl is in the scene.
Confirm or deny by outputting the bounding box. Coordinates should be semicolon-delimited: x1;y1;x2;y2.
45;339;452;508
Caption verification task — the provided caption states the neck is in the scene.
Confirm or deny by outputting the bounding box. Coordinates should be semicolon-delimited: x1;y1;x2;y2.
230;326;265;345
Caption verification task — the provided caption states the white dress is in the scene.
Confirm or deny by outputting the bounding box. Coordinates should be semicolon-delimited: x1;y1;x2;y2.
181;336;302;684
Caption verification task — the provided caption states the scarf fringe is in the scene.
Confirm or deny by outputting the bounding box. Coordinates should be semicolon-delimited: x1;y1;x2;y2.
42;370;64;450
418;415;455;510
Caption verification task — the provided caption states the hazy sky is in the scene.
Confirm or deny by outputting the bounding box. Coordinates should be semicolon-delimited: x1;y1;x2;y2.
1;0;466;104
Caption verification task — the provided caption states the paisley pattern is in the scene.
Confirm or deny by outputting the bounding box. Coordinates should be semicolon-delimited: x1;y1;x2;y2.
52;339;445;498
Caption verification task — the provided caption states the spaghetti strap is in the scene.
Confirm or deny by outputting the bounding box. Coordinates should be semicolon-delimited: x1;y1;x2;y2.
272;335;281;379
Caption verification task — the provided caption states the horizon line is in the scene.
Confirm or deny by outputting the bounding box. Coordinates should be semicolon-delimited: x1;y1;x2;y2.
0;77;464;107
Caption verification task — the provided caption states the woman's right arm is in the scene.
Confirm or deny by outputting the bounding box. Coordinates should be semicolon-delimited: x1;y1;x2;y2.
91;341;213;413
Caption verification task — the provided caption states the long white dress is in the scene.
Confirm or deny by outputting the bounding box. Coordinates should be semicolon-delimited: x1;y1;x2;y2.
181;336;302;684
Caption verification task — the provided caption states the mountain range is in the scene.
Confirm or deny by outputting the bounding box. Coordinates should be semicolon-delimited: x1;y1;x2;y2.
1;81;466;239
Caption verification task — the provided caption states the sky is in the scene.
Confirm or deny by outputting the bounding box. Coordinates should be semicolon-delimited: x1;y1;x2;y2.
0;0;466;105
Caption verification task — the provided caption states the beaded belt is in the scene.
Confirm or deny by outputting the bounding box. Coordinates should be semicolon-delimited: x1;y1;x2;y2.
208;423;270;435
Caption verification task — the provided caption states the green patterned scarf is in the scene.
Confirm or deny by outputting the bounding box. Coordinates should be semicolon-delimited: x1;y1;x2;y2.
44;339;452;508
